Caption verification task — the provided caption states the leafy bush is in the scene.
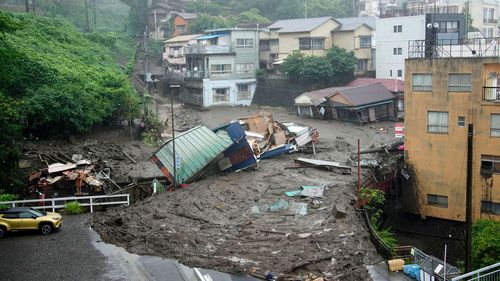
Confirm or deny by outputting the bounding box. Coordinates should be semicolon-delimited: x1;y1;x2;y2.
0;190;16;210
472;220;500;269
377;228;398;250
64;201;83;215
360;187;386;215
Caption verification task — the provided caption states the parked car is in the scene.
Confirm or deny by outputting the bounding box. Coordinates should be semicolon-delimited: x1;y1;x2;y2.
0;207;62;238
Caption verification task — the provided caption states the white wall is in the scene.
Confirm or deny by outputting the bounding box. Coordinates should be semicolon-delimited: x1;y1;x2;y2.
376;15;426;79
202;79;256;107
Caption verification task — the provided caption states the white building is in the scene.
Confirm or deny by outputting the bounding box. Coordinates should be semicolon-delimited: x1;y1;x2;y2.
376;15;426;79
177;28;260;107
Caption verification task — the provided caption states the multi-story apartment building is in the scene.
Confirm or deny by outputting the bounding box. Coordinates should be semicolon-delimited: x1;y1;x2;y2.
163;34;201;71
376;13;465;79
171;28;259;107
403;40;500;222
332;17;376;75
259;17;339;70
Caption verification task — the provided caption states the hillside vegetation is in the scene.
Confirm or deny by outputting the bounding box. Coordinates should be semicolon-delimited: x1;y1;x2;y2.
0;10;139;190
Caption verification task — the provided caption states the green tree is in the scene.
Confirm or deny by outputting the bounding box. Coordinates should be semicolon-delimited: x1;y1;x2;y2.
281;46;356;83
188;14;230;34
472;220;500;269
230;8;270;25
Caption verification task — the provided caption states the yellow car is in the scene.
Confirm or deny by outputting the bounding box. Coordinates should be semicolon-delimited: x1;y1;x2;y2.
0;207;62;238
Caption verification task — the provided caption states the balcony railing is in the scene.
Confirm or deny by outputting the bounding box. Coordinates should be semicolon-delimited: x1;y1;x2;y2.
408;38;500;58
184;44;234;55
483;18;498;24
380;5;459;18
483;87;500;102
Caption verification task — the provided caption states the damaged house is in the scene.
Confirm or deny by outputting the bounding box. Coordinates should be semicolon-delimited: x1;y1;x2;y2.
294;83;397;123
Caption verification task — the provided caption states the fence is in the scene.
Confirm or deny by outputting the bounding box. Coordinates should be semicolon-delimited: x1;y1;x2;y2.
408;38;500;59
451;262;500;281
1;194;130;213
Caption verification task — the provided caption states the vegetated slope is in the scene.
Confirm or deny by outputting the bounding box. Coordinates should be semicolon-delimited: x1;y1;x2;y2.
0;10;139;190
0;10;139;135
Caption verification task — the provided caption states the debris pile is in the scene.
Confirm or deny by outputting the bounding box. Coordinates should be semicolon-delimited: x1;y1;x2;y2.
151;112;321;186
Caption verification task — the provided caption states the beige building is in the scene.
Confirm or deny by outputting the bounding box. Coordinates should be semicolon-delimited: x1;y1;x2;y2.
404;50;500;222
332;17;376;75
259;17;340;70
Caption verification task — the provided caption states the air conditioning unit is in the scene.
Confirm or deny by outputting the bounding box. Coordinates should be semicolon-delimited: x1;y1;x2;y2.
173;50;180;58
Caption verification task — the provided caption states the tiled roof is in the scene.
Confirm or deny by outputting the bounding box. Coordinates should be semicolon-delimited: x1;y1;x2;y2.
335;16;376;31
347;78;404;92
268;17;334;33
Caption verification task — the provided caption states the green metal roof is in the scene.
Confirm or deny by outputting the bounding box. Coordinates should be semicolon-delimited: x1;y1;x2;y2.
152;125;233;184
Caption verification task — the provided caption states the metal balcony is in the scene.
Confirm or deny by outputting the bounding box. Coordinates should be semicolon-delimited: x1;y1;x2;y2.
483;87;500;102
408;38;500;58
184;44;234;55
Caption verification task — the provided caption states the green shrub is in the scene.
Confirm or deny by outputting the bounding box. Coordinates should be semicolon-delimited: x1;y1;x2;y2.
377;228;397;250
0;190;16;210
472;219;500;269
64;201;83;215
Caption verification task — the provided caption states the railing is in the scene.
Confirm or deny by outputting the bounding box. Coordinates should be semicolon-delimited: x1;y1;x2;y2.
451;262;500;281
483;87;500;102
380;5;459;18
483;18;498;24
408;38;500;58
0;194;130;213
184;44;233;55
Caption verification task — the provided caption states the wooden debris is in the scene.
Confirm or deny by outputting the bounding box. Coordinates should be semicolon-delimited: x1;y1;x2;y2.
122;151;137;164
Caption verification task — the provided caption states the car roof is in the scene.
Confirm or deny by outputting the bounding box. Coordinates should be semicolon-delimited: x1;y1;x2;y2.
1;207;36;213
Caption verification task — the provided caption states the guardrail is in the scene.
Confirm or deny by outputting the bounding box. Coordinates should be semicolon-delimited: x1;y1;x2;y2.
451;262;500;281
0;194;130;213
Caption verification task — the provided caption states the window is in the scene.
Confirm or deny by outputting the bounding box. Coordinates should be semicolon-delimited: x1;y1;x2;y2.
394;25;402;33
236;38;254;48
357;59;368;72
448;74;472;92
458;116;465;127
428;111;448;134
2;212;18;219
19;212;34;218
311;38;325;50
299;38;311;50
259;40;270;51
177;25;186;33
210;64;232;75
270;39;279;47
237;84;251;100
299;38;325;50
236;63;254;74
397;70;402;77
412;74;432;91
483;8;495;23
390;70;393;77
427;194;448;208
480;155;500;176
213;88;229;102
393;47;402;55
492;114;500;137
360;36;371;48
481;201;500;215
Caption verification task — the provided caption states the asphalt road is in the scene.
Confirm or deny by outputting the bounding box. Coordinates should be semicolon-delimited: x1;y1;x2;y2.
0;214;109;281
0;214;261;281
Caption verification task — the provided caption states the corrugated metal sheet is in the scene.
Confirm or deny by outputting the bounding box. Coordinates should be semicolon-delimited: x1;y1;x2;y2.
214;123;257;172
151;125;233;184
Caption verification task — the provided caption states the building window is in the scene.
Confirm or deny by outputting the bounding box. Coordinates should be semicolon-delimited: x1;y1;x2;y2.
270;39;279;47
481;201;500;215
427;194;448;208
237;84;251;100
360;36;371;48
213;88;230;102
177;25;186;33
480;155;500;176
210;64;232;75
357;59;368;72
428;111;448;134
390;70;393;77
393;25;402;33
259;40;270;51
236;63;254;74
393;47;402;55
236;38;254;48
483;8;495;24
397;70;402;77
412;74;432;91
492;114;500;137
448;74;472;92
299;38;325;50
458;116;465;127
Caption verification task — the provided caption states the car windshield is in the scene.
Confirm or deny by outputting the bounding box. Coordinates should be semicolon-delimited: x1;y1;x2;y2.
30;209;45;217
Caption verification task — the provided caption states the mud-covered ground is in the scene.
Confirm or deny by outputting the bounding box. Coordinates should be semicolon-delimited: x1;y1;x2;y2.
89;104;397;280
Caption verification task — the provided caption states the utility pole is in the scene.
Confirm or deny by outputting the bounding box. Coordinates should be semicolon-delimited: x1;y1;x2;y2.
93;0;97;27
465;123;473;273
85;0;90;32
25;0;29;13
